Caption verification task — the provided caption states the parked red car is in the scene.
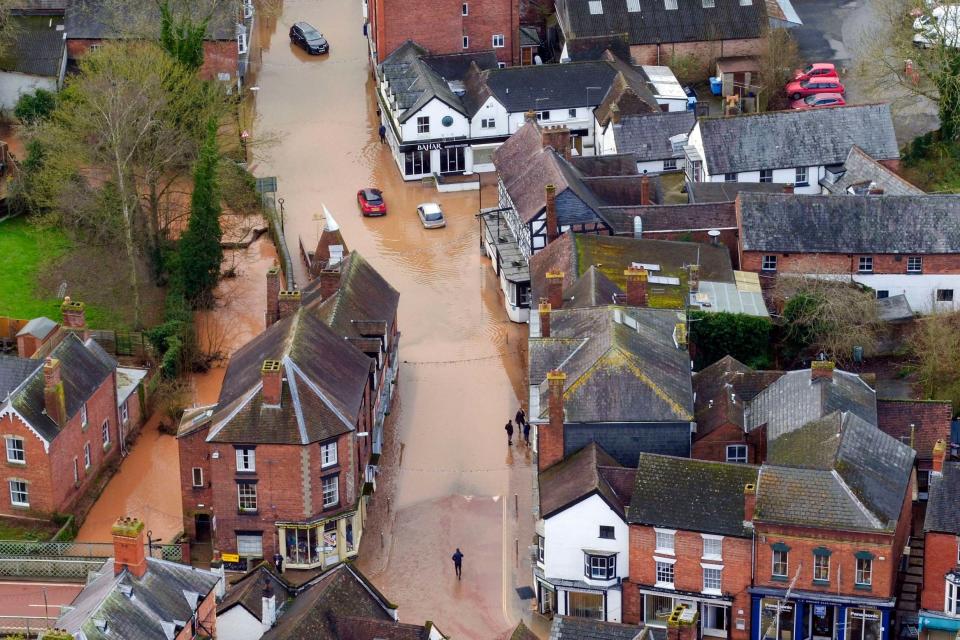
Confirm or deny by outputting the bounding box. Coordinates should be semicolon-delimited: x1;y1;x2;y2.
785;78;845;100
790;93;847;109
357;188;386;216
793;62;839;82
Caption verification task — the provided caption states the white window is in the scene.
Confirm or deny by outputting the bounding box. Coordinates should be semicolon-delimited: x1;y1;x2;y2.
588;0;603;13
568;108;577;118
537;111;550;121
5;437;24;464
322;475;339;508
498;62;506;69
855;556;873;586
84;442;91;469
664;0;678;9
663;159;678;171
81;403;88;428
772;549;789;577
238;482;258;511
101;420;110;447
492;34;505;48
814;553;830;582
760;169;773;183
724;173;737;182
461;1;468;14
417;116;430;134
481;118;496;129
462;35;469;49
726;444;747;463
703;604;728;637
947;579;960;615
236;447;256;472
236;532;263;557
8;479;28;507
655;529;676;554
627;0;641;10
537;535;545;563
73;457;79;484
703;566;722;592
908;256;923;273
321;441;338;468
192;467;203;488
655;559;675;587
702;0;715;7
762;255;778;272
795;167;808;185
702;535;723;560
120;400;129;424
858;256;873;273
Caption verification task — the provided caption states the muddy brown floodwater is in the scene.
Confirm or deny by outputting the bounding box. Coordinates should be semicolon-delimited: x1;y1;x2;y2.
252;0;532;637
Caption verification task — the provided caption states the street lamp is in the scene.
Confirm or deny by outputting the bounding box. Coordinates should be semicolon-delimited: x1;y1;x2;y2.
277;197;285;233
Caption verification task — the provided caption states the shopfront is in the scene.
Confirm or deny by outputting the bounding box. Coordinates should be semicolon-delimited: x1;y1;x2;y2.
640;589;734;639
397;140;473;180
276;511;360;570
751;590;893;640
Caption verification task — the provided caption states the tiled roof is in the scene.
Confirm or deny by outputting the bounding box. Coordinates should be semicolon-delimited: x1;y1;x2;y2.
601;202;737;235
15;316;57;340
565;266;622;308
925;462;960;534
56;558;220;640
738;193;960;254
380;41;467;122
610;111;696;162
64;0;237;41
821;146;924;196
512;621;541;640
481;61;618;112
326;616;435;640
876;399;952;462
421;50;499;81
556;0;768;45
686;181;787;203
0;15;64;76
550;615;645;640
539;442;631;518
219;564;291;620
698;105;899;174
0;355;41;401
628;453;759;537
692;355;784;438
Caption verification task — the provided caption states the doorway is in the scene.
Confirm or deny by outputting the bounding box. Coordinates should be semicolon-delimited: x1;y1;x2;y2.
440;146;465;174
194;514;211;542
809;604;836;640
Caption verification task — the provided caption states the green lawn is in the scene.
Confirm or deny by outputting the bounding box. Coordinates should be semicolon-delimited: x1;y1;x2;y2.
0;516;57;541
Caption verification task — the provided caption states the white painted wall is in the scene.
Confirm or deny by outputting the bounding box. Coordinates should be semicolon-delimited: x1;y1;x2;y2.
510;109;598;149
470;96;510;138
0;73;56;111
399;98;470;141
596;121;617;156
704;166;822;194
637;159;683;174
655;97;688;112
218;607;265;640
852;274;960;313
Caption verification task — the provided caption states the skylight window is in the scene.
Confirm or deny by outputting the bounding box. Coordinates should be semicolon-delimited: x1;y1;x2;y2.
664;0;678;10
626;0;641;11
588;0;604;14
702;0;715;7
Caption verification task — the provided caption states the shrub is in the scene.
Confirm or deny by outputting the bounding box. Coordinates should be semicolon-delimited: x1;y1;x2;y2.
13;89;56;124
689;311;773;370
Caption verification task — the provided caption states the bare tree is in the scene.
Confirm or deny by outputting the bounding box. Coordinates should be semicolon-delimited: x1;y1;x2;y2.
758;27;800;112
912;309;960;408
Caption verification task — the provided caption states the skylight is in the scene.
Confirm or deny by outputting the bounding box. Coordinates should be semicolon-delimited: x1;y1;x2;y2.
588;0;604;14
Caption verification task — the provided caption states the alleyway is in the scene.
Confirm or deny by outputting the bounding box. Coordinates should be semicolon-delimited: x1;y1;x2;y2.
251;0;533;637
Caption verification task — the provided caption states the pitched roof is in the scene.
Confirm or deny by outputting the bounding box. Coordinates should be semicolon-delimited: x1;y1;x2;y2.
550;616;645;640
64;0;237;41
697;105;899;174
556;0;768;45
565;266;622;308
876;399;952;463
15;316;57;340
628;453;759;536
737;193;960;254
0;356;41;401
0;15;64;76
539;442;632;518
56;558;220;640
821;146;924;196
421;50;499;81
601;202;737;235
610;111;695;162
529;306;693;422
925;462;960;534
686;181;787;203
331;617;438;640
380;41;466;122
479;61;618;113
759;412;915;532
692;355;784;438
219;564;291;621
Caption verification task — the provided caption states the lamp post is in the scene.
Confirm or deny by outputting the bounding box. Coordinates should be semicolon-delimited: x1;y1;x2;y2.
278;197;285;234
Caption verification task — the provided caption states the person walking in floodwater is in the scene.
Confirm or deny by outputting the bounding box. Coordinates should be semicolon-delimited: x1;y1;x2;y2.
504;420;514;445
523;420;531;445
378;124;386;144
515;407;526;429
452;548;464;579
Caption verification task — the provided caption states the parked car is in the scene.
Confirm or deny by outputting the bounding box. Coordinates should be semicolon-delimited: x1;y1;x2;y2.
289;22;329;54
785;78;845;100
790;93;847;109
793;63;839;82
913;5;960;47
357;188;387;216
416;202;446;229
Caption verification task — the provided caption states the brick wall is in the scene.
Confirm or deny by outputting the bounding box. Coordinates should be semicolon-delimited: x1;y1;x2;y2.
374;0;519;65
179;427;214;541
740;251;960;276
0;414;56;516
67;39;238;82
629;38;763;74
691;422;758;464
921;532;958;611
175;589;218;640
537;422;563;470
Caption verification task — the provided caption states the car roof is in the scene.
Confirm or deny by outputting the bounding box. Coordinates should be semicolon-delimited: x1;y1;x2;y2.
809;93;844;100
419;202;442;213
362;188;382;197
810;63;836;69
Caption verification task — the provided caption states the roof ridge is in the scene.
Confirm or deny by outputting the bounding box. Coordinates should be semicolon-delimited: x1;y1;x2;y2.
830;468;884;529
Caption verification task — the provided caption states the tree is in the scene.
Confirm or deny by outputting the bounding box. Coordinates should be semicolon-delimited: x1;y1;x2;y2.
758;27;800;112
689;311;773;370
179;119;223;307
912;310;960;410
14;88;56;124
159;0;210;70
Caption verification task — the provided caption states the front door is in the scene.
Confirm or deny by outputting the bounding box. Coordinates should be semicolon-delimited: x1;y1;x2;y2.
440;146;465;174
809;604;835;640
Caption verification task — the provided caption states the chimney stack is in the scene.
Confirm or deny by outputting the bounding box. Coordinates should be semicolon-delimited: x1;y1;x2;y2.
262;360;282;406
546;270;564;310
539;370;567;471
278;290;301;320
782;183;795;194
541;126;572;160
319;267;341;301
545;184;559;243
689;264;700;293
539;300;552;338
43;357;67;427
266;265;281;327
525;109;537;123
261;578;277;630
932;439;947;474
112;516;147;578
743;483;756;523
641;175;652;206
624;268;648;307
61;296;87;330
610;103;621;124
811;360;835;382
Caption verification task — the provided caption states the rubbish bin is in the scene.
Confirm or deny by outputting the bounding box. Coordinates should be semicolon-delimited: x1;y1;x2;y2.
709;76;722;96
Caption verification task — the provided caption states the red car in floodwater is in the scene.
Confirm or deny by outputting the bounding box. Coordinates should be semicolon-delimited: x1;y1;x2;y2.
357;188;387;216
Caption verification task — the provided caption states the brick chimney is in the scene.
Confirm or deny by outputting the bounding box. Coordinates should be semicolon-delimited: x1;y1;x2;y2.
278;290;301;320
782;183;795;194
545;184;559;243
43;357;67;427
319;267;341;301
546;270;564;310
743;483;756;523
539;370;567;471
624;268;648;307
689;264;700;293
61;297;87;331
610;103;621;124
811;360;835;382
525;109;537;123
641;175;652;206
667;604;699;640
932;439;947;474
112;516;147;578
262;360;282;406
539;300;552;338
541;126;571;160
266;265;281;327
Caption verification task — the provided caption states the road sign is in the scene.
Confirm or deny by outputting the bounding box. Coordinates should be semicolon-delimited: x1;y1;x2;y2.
221;553;240;563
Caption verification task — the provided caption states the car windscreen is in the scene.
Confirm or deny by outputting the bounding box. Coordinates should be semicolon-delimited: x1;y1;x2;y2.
424;212;443;221
304;28;324;41
365;192;383;204
803;64;814;73
803;95;818;104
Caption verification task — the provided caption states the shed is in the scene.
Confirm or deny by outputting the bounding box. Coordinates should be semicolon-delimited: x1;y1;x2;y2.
716;56;759;98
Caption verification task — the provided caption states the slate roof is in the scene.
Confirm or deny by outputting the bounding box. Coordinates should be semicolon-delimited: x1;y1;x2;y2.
380;41;466;122
219;564;291;621
332;617;438;640
15;316;57;340
686;181;787;203
758;411;915;532
556;0;768;45
601;202;737;236
539;442;632;518
876;399;952;463
206;304;373;445
421;50;499;81
529;305;694;423
924;461;960;534
262;564;397;640
56;558;220;640
628;453;759;537
520;26;541;47
697;105;899;175
550;616;645;640
564;34;632;62
0;355;41;400
821;146;924;196
744;368;877;438
4;332;114;443
0;16;64;76
565;266;622;308
480;61;618;113
611;111;695;162
64;0;237;41
738;193;960;254
693;355;784;438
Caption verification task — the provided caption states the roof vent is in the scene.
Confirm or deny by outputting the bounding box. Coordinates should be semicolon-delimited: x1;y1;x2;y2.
118;584;133;598
588;0;603;13
664;0;678;9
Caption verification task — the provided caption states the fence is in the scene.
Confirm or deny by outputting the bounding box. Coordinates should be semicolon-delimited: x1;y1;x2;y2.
0;556;106;580
0;539;188;580
88;329;153;359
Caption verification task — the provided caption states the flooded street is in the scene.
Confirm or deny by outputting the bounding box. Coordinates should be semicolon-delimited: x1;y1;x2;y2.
252;0;531;636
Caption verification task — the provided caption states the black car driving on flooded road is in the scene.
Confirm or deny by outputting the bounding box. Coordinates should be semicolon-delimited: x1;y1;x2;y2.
289;22;329;54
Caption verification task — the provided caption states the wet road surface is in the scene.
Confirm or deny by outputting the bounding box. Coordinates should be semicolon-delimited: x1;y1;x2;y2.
0;581;83;633
251;0;531;636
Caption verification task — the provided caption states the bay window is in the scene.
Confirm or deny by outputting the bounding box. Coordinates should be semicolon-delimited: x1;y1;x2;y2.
584;551;616;580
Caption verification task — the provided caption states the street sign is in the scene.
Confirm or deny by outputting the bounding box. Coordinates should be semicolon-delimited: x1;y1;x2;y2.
221;553;240;563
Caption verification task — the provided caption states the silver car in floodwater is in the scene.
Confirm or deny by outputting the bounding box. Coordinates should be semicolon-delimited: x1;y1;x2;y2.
416;202;446;229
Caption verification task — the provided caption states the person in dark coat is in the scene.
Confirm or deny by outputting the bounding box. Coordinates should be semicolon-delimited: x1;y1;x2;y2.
452;548;464;579
515;408;526;428
523;421;531;445
378;124;386;143
504;420;514;445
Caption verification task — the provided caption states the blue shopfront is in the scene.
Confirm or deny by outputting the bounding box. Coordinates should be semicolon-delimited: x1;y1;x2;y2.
918;611;960;640
751;588;895;640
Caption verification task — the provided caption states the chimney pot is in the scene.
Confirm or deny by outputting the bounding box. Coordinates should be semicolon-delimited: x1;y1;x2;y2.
933;439;947;474
111;516;147;578
539;300;552;338
278;290;301;320
624;267;648;307
261;360;283;406
811;360;835;382
546;270;564;309
782;183;795;194
61;298;88;338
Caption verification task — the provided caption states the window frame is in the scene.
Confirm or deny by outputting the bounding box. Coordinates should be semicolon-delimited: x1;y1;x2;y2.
855;556;873;586
537;534;545;563
322;474;339;509
663;158;678;171
703;565;722;593
907;256;923;274
416;116;430;134
655;558;676;587
724;173;737;182
480;118;496;129
8;479;28;507
192;467;204;488
492;34;505;48
83;442;91;469
813;553;830;582
584;553;617;580
120;400;129;424
725;444;747;463
599;525;615;540
320;440;338;468
5;436;24;464
461;1;468;14
236;447;256;472
537;110;550;121
858;256;874;273
80;403;88;428
568;108;577;118
772;549;789;578
702;534;723;561
237;481;258;512
759;169;774;183
762;255;778;272
946;579;960;615
101;419;110;447
462;35;469;49
938;289;954;302
795;166;808;186
655;528;676;554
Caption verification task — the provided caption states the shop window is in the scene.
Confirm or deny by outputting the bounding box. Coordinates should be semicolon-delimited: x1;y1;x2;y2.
760;599;794;640
644;594;675;626
405;149;431;176
846;608;882;640
236;532;263;558
568;591;604;619
703;604;728;637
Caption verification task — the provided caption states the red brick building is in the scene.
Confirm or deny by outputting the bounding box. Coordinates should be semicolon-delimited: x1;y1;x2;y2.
367;0;519;65
876;399;952;499
920;458;960;640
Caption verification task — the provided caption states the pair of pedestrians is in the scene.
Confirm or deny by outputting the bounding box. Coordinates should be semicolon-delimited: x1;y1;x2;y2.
504;408;529;446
